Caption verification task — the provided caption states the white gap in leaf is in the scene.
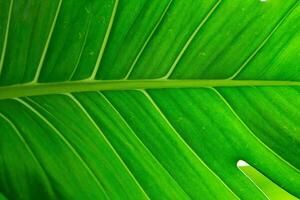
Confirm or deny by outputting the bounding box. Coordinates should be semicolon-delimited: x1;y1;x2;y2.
237;160;298;200
237;160;249;167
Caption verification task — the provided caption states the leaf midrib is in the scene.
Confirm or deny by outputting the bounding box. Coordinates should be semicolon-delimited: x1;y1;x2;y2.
1;79;300;100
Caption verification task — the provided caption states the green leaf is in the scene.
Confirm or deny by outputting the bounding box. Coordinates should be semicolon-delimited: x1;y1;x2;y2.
240;166;299;200
0;0;299;199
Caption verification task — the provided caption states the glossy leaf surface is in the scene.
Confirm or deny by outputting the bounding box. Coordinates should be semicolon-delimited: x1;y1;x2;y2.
0;0;300;199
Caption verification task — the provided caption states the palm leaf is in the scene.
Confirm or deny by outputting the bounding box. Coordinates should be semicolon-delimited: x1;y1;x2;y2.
0;0;299;199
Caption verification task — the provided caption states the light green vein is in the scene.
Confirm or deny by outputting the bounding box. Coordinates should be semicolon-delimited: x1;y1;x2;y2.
1;79;300;100
236;161;270;200
14;98;110;199
124;0;174;79
99;91;191;199
141;89;240;199
211;88;300;173
66;93;150;200
32;0;63;83
0;112;56;198
227;0;300;80
68;13;92;80
89;0;119;80
0;0;13;76
162;0;222;79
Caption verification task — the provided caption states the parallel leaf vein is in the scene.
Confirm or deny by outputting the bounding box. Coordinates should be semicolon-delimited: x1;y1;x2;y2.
227;0;300;80
162;0;222;79
32;0;63;83
0;111;55;198
99;91;191;199
0;0;13;76
124;0;174;79
66;93;149;199
212;88;300;173
14;98;110;199
90;0;119;80
141;89;239;199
